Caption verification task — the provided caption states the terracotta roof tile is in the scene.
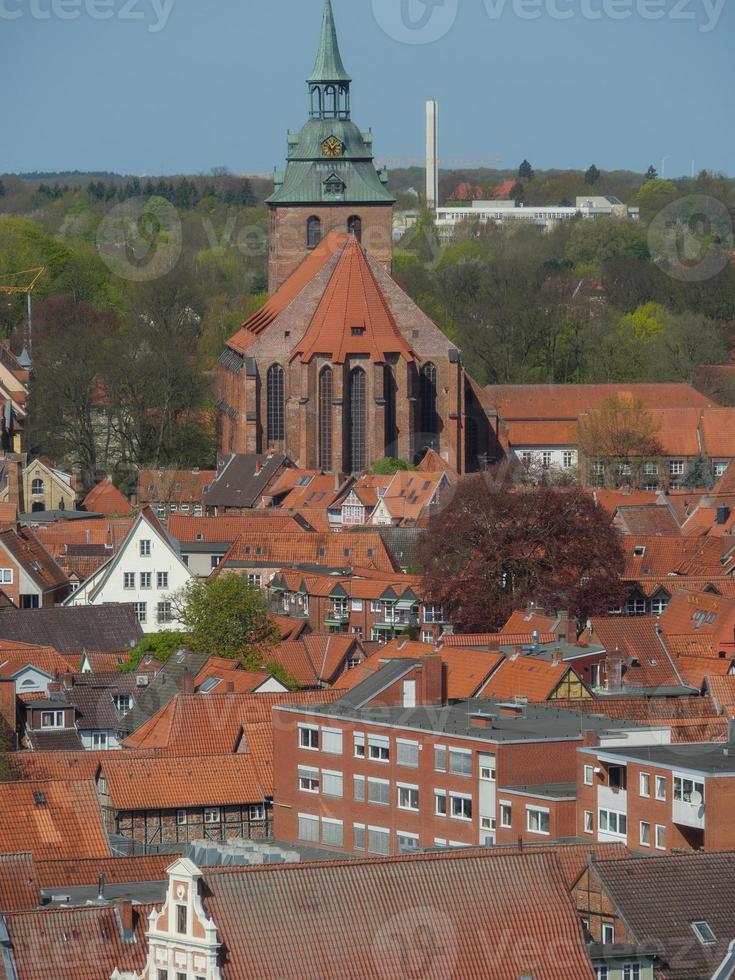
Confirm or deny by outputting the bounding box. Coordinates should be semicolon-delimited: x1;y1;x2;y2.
479;655;589;701
169;512;304;543
227;232;348;353
0;780;109;860
333;640;502;699
219;531;394;573
0;526;69;592
199;849;595;980
591;616;684;690
5;749;148;782
291;237;417;366
81;479;131;516
621;534;735;580
36;853;171;888
444;631;556;648
375;471;450;523
501;609;558;634
0;853;39;911
2;903;150;979
138;468;216;505
484;383;715;419
123;690;343;754
0;642;78;677
704;674;735;713
34;518;134;557
614;504;681;535
100;754;266;810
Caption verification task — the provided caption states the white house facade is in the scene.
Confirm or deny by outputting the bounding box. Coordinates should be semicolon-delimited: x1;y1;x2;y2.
65;511;193;633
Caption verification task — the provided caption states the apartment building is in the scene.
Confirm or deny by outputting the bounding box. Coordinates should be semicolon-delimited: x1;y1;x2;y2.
577;731;735;853
272;660;667;855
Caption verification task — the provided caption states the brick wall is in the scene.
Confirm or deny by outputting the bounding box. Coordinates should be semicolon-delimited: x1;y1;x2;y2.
100;804;270;847
494;790;576;845
269;204;393;294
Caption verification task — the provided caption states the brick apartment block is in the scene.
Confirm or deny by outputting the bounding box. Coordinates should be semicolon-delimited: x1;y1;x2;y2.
271;658;666;855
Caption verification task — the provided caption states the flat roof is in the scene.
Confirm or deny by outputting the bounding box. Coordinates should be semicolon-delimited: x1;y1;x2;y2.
499;782;577;800
587;741;735;775
276;696;660;744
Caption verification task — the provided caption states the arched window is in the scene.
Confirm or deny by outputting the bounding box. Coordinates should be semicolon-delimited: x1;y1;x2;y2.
31;478;44;495
384;364;397;456
318;367;333;472
347;215;362;242
420;362;438;438
266;364;285;444
348;367;367;474
307;216;321;250
324;85;337;117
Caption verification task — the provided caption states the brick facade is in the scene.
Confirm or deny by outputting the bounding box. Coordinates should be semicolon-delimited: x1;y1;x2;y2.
269;204;393;294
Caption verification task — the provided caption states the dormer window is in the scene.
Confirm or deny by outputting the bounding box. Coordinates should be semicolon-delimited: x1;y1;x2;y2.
351;326;365;336
323;173;346;198
691;921;716;945
633;546;646;557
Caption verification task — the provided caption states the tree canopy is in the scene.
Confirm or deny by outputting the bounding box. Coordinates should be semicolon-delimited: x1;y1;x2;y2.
419;475;626;632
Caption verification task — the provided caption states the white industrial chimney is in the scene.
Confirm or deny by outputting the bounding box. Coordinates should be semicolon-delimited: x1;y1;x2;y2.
426;100;439;211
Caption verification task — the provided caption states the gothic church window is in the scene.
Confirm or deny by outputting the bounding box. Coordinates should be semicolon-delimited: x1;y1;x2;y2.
267;364;285;444
307;216;322;249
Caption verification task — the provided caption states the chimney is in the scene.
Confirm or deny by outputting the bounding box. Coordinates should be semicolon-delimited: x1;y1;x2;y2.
226;681;235;693
555;610;569;643
420;655;445;705
97;872;105;902
6;457;23;516
180;669;194;696
531;630;540;647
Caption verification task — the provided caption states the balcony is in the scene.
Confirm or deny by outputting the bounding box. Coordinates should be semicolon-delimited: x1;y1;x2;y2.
672;799;705;829
324;607;349;626
598;784;628;813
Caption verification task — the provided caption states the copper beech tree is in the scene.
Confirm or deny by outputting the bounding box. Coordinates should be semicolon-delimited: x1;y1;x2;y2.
419;475;626;633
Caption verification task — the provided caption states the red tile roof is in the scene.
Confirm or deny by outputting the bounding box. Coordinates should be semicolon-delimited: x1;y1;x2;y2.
227;231;348;354
621;534;735;580
444;631;556;648
0;640;78;677
291;237;417;366
0;853;39;911
484;383;715;419
199;849;596;980
33;518;134;556
2;903;150;979
138;468;216;505
0;780;109;860
169;512;303;543
591;616;684;689
704;675;735;713
0;526;69;593
36;853;171;888
123;690;343;754
501;609;558;634
375;471;449;523
219;531;394;573
5;749;147;782
479;655;589;701
81;479;131;516
340;639;500;699
99;754;266;810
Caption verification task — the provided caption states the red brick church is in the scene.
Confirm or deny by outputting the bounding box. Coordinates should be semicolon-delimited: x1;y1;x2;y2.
217;0;492;474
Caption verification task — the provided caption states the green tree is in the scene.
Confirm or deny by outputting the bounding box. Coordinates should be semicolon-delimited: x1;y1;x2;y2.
371;457;415;474
645;165;658;181
119;630;189;672
584;165;601;185
510;181;525;203
577;395;663;487
518;160;534;181
632;178;678;222
0;180;5;199
171;572;279;661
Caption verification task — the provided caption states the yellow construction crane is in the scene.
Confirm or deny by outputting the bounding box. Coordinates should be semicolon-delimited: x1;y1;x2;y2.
0;267;45;351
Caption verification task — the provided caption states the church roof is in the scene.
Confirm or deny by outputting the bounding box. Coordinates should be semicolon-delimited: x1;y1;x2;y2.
308;0;351;83
290;236;417;365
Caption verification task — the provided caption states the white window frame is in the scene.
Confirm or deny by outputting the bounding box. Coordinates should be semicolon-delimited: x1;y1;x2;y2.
448;748;472;777
353;822;366;850
367;777;390;806
368;734;390;762
584;764;594;786
397;783;419;812
297;812;319;843
298;766;320;794
298;724;319;751
655;824;666;850
434;789;447;816
449;792;472;821
500;801;512;828
367;825;390;855
655;775;666;801
639;821;650;847
598;808;627;838
203;807;220;824
321;816;343;847
639;772;650;798
396;738;419;768
123;572;135;590
157;571;169;589
139;539;151;557
176;809;187;826
584;810;593;834
434;744;447;772
140;571;151;590
526;805;550;836
602;923;615;945
354;732;365;758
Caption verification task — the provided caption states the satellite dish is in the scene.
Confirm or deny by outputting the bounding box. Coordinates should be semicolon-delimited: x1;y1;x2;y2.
690;790;703;806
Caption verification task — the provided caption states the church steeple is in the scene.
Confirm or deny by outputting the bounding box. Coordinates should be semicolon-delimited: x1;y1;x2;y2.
308;0;351;119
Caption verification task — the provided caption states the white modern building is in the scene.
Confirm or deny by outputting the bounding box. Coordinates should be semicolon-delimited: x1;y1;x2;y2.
65;510;193;633
434;196;639;239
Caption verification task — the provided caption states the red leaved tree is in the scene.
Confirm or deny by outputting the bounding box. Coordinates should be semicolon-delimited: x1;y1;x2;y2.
419;474;626;633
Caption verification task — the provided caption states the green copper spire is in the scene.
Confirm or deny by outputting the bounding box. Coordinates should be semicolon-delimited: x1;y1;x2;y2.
308;0;351;83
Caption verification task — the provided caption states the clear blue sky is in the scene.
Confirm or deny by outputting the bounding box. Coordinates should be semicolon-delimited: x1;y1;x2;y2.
1;0;731;177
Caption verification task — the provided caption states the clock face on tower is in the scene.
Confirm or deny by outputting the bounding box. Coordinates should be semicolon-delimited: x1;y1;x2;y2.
322;136;344;158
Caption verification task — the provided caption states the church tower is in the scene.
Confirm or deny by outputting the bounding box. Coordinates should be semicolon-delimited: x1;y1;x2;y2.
267;0;395;294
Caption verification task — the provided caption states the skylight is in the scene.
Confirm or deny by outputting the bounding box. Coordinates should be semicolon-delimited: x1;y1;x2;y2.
199;676;221;693
691;921;717;945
